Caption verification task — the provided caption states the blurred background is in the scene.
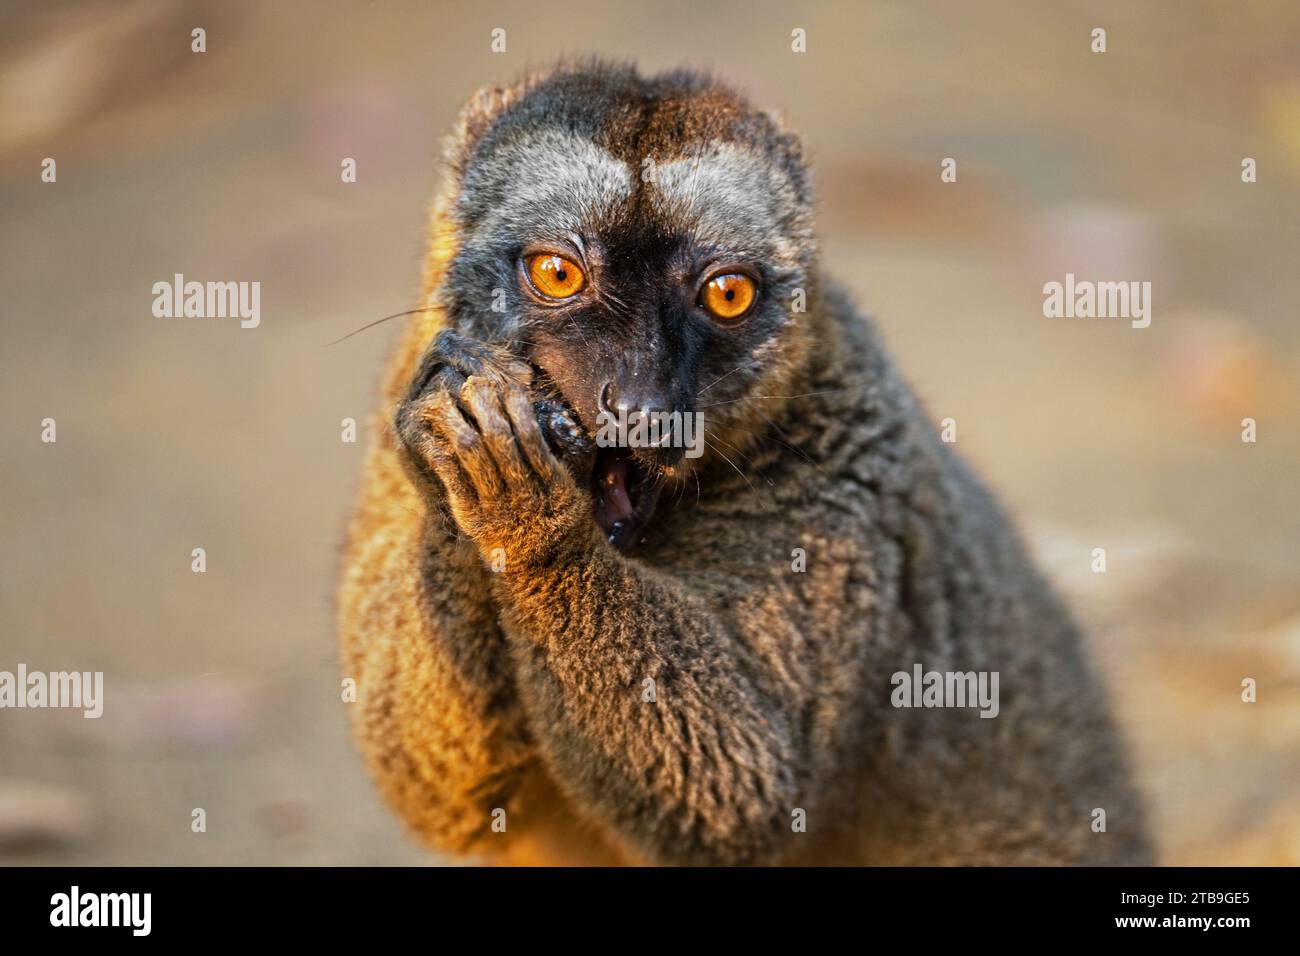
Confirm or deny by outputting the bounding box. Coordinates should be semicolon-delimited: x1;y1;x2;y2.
1;0;1298;865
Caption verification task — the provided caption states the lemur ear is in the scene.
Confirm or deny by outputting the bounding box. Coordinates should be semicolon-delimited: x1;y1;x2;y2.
456;86;512;147
441;84;510;177
763;108;811;206
442;70;555;177
423;75;545;314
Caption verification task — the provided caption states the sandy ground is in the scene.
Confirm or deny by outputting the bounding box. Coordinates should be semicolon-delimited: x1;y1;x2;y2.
1;0;1298;865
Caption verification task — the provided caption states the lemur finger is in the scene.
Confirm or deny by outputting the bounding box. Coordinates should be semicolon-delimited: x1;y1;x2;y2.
460;375;534;488
407;335;461;401
417;429;478;508
408;330;495;401
503;384;563;483
426;389;505;500
435;330;532;385
427;330;532;388
396;369;463;456
392;389;479;506
395;399;445;491
401;392;478;503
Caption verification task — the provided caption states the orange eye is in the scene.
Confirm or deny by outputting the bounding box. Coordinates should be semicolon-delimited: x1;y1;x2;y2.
526;254;586;299
701;273;756;322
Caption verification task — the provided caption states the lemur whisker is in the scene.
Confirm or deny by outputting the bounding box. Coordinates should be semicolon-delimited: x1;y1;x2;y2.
325;307;438;346
707;429;774;488
671;471;686;506
704;437;755;494
699;365;745;395
600;286;631;311
564;311;590;348
753;408;822;471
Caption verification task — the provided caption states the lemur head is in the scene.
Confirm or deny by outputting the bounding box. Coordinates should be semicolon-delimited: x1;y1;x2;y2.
423;62;817;547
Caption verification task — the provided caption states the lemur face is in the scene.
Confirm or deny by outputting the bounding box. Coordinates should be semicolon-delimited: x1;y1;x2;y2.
438;65;815;544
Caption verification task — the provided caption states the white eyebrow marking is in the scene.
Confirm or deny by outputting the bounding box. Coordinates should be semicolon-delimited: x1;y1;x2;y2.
648;143;802;262
472;129;633;238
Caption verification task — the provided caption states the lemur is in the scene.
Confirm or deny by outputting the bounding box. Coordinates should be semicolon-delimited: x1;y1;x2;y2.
337;62;1151;866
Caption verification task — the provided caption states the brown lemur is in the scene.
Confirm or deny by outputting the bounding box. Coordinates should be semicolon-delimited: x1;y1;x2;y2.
338;62;1151;865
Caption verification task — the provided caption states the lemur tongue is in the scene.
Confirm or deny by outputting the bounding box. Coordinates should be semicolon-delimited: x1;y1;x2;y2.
592;450;635;535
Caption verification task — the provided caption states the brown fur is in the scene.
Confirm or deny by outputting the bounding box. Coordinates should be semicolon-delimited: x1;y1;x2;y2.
338;63;1151;866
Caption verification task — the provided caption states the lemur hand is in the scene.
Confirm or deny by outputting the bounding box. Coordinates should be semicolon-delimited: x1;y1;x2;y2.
395;330;595;567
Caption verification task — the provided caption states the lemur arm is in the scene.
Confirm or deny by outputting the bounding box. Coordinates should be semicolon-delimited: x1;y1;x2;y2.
337;429;535;857
496;537;808;865
398;332;821;864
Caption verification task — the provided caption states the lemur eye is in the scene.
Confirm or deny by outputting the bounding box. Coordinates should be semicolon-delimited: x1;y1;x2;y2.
700;273;756;322
526;254;586;299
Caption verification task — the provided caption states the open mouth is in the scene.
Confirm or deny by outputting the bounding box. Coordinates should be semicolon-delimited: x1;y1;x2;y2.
590;448;665;550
